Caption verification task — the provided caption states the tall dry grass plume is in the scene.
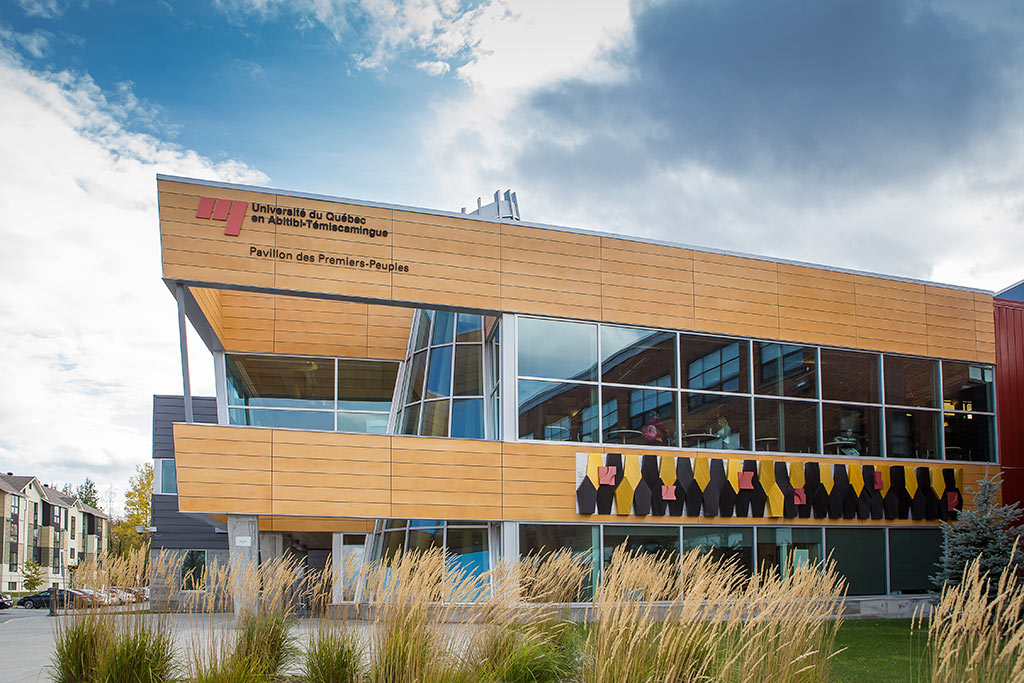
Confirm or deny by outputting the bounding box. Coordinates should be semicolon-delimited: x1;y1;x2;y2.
717;559;846;682
185;553;301;682
50;538;852;682
52;545;177;683
918;545;1024;683
587;547;845;683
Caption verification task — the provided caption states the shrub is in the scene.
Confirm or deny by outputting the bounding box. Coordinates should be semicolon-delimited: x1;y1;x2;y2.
98;621;177;683
475;620;584;683
302;626;363;683
50;613;111;683
232;610;298;681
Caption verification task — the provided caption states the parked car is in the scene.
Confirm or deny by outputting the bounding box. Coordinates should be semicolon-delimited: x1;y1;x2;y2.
0;592;12;609
17;589;89;609
71;588;105;607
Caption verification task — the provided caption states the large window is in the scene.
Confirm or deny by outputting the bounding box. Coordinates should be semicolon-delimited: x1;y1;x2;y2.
228;355;398;434
371;520;493;584
181;550;206;591
155;459;177;495
757;527;822;577
514;316;993;462
602;525;680;568
942;361;996;461
519;524;600;600
683;527;753;575
397;311;490;439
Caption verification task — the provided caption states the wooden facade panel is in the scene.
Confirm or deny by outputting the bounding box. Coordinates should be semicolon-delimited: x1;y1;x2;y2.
391;504;501;520
693;272;779;298
393;232;502;259
191;287;224;341
392;463;501;484
274;233;393;262
501;296;602;321
171;425;999;523
599;255;693;280
693;250;778;274
692;307;781;336
392;489;499;507
503;224;602;252
274;500;390;517
274;481;390;502
502;480;574;496
161;179;994;368
601;271;694;295
176;467;271;486
271;456;391;476
265;517;375;533
175;438;271;459
179;496;272;515
273;273;392;301
273;194;393;222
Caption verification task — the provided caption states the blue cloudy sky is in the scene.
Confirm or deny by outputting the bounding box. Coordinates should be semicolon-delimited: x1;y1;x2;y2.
1;0;1023;508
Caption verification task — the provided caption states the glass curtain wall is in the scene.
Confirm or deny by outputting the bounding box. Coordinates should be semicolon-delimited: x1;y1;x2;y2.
396;310;491;439
515;316;996;461
515;523;933;598
227;355;398;432
370;520;494;588
366;521;939;600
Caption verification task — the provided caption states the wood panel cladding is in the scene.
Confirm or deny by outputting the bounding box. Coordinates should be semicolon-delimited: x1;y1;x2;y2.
173;424;997;525
160;178;993;362
188;287;412;360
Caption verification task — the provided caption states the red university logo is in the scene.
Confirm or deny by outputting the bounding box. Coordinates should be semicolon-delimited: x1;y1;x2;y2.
196;197;248;236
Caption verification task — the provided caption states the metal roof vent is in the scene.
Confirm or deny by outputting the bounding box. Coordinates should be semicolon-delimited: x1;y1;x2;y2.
462;189;520;221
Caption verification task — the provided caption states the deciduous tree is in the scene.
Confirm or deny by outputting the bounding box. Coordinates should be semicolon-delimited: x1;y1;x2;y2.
110;464;153;557
22;559;44;592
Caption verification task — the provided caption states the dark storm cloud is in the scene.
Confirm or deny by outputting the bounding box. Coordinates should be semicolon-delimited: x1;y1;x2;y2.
518;0;1020;189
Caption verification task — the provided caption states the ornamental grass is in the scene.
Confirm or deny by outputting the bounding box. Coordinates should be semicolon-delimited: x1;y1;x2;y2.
917;544;1024;683
44;541;913;683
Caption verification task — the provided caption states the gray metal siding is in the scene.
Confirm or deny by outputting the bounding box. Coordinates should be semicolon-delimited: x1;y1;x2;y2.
153;395;218;460
151;395;227;551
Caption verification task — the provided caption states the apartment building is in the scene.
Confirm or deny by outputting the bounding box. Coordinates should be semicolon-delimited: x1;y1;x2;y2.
156;175;1000;603
0;473;109;592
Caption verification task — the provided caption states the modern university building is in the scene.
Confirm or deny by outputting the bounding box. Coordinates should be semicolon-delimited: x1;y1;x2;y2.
153;174;1003;609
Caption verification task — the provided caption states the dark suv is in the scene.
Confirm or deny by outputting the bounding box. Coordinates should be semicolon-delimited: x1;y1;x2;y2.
17;588;81;609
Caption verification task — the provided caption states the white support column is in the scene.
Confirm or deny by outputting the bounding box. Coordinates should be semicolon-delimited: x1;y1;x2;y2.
497;521;519;601
227;514;259;616
500;313;517;442
331;532;345;605
214;351;228;425
175;282;193;424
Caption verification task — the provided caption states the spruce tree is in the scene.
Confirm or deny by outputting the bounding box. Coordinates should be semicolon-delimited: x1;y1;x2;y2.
933;475;1023;590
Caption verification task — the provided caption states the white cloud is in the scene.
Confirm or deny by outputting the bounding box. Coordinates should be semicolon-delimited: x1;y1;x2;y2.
0;40;268;512
0;27;53;58
415;59;449;76
15;0;65;19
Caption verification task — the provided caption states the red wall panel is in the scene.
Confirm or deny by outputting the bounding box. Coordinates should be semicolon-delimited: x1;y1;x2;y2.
995;299;1024;506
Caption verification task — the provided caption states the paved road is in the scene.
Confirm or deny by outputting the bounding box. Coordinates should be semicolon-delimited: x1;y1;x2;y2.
0;607;57;682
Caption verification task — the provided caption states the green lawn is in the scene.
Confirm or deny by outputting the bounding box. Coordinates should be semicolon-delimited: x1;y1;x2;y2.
831;619;927;682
